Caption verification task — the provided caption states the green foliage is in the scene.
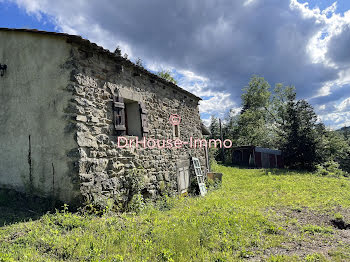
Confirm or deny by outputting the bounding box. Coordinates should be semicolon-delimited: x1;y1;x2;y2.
157;70;177;84
302;224;333;235
82;168;146;214
241;75;271;112
304;253;327;262
124;168;146;212
236;109;272;147
209;115;221;139
280;97;320;170
333;212;343;220
206;177;222;191
271;84;296;126
126;193;145;213
328;248;350;260
315;124;350;174
219;74;347;173
209;116;222;161
315;160;349;177
235;75;276;147
226;77;296;149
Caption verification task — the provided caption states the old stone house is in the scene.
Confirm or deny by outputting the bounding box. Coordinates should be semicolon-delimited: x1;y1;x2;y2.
0;28;207;208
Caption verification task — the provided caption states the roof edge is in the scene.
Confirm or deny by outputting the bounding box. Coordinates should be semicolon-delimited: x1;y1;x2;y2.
0;27;202;101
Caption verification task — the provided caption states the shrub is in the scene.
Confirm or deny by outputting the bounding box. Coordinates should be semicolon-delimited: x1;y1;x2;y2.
315;160;349;177
126;193;145;213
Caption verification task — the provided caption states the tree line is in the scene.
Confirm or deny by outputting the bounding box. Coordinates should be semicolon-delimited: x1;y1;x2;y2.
209;75;350;174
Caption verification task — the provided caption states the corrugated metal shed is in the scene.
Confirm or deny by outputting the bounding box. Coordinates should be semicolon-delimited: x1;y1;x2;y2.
232;146;283;168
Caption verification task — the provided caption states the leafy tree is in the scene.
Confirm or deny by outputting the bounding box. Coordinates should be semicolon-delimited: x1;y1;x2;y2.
271;84;296;126
235;75;275;147
339;126;350;140
316;124;350;162
241;75;271;113
157;70;177;84
236;110;271;146
316;124;350;173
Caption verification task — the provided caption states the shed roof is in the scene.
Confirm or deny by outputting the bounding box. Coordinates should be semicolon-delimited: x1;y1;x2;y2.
232;146;282;155
254;147;281;155
0;27;202;101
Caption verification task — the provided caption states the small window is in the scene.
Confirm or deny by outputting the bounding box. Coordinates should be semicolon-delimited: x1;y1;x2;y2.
124;99;142;137
173;124;180;138
113;95;149;137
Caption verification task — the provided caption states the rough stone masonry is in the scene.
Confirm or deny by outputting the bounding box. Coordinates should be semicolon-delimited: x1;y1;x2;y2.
0;28;207;209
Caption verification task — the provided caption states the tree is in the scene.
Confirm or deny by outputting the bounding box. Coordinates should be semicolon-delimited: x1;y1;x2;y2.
271;84;296;126
316;124;350;173
222;109;239;141
114;46;122;56
235;75;275;147
280;96;319;170
241;75;271;113
209;116;220;140
157;70;177;85
223;74;348;172
135;58;143;67
208;116;222;162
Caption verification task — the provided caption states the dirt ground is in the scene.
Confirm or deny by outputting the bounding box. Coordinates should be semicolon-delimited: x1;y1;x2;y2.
259;206;350;260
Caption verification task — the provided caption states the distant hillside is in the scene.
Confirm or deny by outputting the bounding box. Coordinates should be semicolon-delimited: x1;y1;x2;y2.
337;126;350;133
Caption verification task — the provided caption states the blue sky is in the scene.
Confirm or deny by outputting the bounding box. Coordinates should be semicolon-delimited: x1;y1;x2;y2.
1;0;350;129
0;2;55;31
300;0;350;13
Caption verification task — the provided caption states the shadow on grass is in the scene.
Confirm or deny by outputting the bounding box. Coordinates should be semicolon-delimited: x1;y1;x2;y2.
263;168;311;176
217;162;256;169
218;162;312;176
0;189;60;227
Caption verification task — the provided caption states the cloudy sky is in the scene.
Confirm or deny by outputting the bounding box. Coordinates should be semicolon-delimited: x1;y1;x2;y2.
1;0;350;129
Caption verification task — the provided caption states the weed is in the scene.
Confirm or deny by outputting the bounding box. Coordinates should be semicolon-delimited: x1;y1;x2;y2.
333;213;343;221
302;225;333;235
304;253;327;262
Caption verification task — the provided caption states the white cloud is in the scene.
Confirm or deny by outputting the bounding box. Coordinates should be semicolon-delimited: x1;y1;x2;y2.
6;0;350;129
319;111;350;129
337;97;350;112
243;0;256;7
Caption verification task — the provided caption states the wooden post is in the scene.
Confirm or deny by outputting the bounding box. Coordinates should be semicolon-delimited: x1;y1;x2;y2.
219;118;224;162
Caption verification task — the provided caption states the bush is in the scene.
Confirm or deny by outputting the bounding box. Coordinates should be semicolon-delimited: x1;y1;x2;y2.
206;177;222;191
126;193;145;213
315;160;349;177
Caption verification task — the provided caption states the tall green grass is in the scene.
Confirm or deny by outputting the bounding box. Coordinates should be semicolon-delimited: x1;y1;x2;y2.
1;166;350;261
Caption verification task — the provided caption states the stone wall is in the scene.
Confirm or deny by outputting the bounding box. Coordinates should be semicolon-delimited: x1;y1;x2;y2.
65;43;207;209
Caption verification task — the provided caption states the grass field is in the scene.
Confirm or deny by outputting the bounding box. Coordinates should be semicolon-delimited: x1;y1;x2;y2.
1;165;350;261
